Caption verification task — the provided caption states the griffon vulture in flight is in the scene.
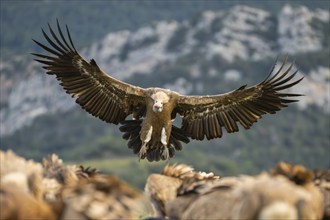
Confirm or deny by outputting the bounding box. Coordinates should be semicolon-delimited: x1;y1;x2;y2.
33;21;303;162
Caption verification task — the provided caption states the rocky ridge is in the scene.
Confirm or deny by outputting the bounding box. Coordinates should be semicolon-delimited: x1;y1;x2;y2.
0;4;329;137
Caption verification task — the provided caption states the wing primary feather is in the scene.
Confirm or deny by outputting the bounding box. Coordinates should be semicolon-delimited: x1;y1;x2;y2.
262;55;279;83
279;93;304;97
271;71;298;88
33;58;55;66
46;66;75;72
281;99;299;103
267;61;295;86
46;69;74;76
33;39;62;57
31;53;58;61
48;23;70;52
66;24;77;53
56;19;75;52
274;76;304;91
41;28;66;55
46;66;76;72
263;55;288;83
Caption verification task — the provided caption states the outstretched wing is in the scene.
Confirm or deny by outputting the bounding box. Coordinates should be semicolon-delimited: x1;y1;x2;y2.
32;20;147;124
176;57;303;140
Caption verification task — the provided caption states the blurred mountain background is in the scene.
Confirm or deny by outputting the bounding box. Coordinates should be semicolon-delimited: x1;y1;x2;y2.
1;1;329;188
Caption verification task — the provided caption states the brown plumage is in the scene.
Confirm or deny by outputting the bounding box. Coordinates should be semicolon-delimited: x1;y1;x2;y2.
271;161;314;185
0;150;146;220
0;184;57;220
313;169;330;219
145;163;325;220
33;20;303;161
0;150;58;220
145;164;219;216
60;174;145;220
272;162;330;220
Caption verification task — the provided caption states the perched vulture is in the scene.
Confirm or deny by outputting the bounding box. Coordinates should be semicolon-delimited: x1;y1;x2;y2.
145;163;325;220
33;20;303;161
0;150;57;220
60;174;146;220
0;150;146;220
313;169;330;219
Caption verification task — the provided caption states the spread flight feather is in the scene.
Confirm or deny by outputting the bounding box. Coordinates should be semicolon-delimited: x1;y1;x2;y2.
33;20;303;161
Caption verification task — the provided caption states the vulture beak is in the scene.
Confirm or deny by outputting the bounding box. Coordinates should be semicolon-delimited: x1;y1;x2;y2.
153;101;163;113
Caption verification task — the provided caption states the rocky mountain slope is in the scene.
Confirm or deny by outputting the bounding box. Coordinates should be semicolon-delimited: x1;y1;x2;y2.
1;4;329;138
